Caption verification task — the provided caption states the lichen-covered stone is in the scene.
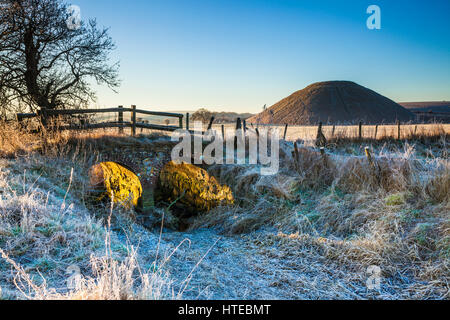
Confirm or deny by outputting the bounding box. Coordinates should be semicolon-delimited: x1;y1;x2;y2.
155;161;234;215
88;162;143;211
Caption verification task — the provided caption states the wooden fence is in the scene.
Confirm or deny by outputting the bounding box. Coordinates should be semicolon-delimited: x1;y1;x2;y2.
14;108;449;142
240;119;449;142
16;106;190;136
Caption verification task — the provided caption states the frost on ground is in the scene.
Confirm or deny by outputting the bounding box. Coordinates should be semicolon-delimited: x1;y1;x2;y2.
0;130;448;300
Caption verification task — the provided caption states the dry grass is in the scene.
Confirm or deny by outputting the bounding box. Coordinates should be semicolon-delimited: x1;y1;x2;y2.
0;239;175;300
0;153;188;300
191;137;449;299
1;121;449;300
0;124;181;300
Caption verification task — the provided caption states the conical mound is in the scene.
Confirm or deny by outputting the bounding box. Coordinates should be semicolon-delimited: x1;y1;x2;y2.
248;81;415;125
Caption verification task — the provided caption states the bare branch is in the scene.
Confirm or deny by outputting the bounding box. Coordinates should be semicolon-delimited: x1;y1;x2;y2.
0;0;120;115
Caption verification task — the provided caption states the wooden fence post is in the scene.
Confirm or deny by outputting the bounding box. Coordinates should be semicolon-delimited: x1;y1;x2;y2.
221;125;225;141
365;147;374;166
293;142;300;172
207;116;215;131
235;118;242;149
331;125;336;139
236;118;242;131
365;146;381;183
118;105;124;134
186;113;190;131
359;121;363;141
283;124;288;140
131;105;136;136
243;120;247;134
397;120;401;140
16;113;25;130
316;122;326;147
179;115;183;129
374;125;378;140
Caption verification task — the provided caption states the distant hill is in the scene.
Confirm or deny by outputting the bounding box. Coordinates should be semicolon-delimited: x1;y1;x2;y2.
248;81;415;125
399;102;450;123
399;101;450;113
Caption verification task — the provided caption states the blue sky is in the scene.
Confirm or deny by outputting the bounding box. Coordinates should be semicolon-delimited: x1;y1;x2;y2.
75;0;450;113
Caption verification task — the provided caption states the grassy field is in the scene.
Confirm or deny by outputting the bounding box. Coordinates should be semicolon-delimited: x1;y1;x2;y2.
214;123;450;143
0;122;448;300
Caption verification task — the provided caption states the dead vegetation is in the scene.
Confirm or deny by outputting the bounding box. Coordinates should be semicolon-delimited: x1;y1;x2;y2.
0;121;449;300
191;136;449;299
0;123;181;300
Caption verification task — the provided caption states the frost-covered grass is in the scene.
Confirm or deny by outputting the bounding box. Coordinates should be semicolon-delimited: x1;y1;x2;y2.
0;154;178;300
0;124;448;300
193;139;449;299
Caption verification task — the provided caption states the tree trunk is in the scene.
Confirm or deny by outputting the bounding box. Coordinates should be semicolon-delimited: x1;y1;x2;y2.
24;29;53;119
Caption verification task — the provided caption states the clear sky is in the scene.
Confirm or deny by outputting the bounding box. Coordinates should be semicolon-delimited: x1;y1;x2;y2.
75;0;450;113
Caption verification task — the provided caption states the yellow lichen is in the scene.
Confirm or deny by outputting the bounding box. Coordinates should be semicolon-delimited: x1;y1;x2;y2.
89;162;143;210
156;161;234;214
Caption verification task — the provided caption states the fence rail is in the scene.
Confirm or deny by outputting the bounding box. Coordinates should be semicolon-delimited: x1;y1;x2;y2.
16;106;187;135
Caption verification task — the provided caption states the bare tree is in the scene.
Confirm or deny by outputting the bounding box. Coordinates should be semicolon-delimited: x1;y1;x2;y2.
191;108;212;124
0;0;119;119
